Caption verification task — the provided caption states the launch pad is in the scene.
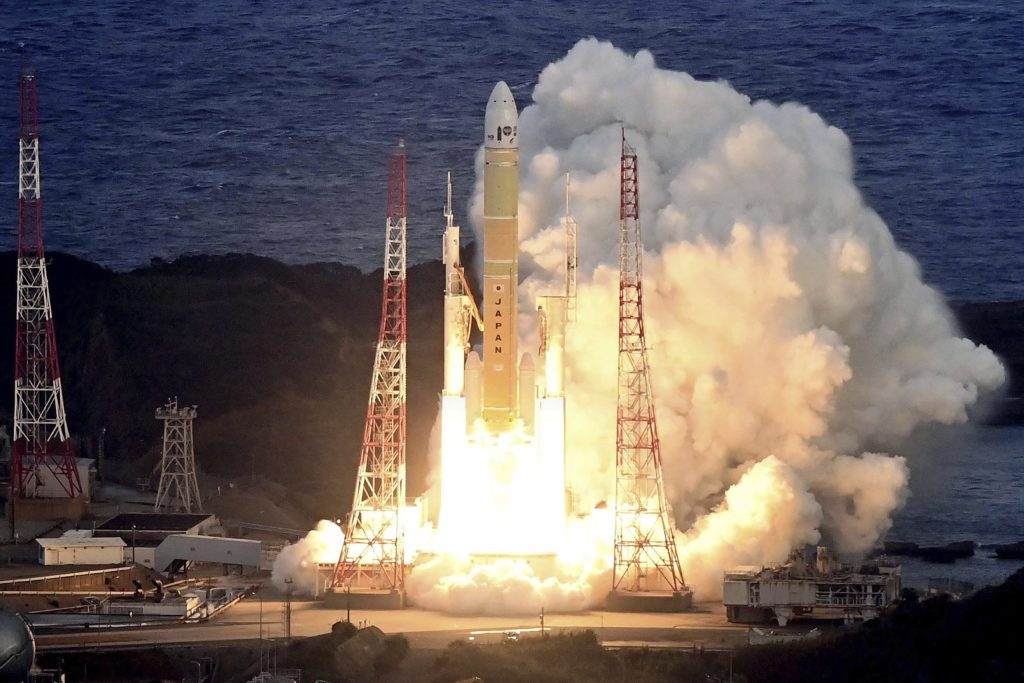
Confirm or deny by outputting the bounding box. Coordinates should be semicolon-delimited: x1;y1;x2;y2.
606;590;693;613
325;81;692;615
323;588;404;611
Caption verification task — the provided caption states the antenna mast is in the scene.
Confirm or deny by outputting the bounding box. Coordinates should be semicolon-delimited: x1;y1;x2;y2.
564;172;578;321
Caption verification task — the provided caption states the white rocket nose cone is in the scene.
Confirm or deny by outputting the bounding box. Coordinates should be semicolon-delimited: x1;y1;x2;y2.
485;81;518;149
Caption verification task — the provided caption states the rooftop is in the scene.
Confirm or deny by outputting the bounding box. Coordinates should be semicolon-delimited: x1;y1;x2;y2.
37;536;126;548
95;512;215;532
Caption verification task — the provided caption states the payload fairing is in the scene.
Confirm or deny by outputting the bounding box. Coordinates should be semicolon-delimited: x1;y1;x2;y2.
437;82;568;557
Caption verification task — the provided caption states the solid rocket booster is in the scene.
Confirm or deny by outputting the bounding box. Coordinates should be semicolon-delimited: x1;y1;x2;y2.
482;81;519;429
443;172;469;397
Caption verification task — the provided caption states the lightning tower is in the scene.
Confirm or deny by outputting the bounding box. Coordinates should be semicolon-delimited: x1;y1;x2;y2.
609;130;690;610
11;71;82;502
328;141;407;607
154;399;201;513
563;173;578;323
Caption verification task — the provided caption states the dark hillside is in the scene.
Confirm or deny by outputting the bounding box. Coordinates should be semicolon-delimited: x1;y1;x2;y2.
0;251;1017;525
0;251;448;521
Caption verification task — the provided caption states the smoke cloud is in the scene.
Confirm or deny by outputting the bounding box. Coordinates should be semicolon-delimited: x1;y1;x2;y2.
407;512;613;614
489;38;1002;597
271;520;343;595
291;39;1003;608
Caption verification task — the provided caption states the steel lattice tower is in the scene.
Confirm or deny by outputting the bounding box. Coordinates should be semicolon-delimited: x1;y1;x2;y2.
611;131;686;594
330;141;407;596
154;399;201;512
11;71;81;499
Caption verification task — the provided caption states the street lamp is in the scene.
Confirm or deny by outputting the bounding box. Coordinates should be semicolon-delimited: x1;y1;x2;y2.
130;523;136;565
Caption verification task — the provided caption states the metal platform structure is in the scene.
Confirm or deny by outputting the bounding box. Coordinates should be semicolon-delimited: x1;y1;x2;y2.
723;546;902;625
154;399;202;513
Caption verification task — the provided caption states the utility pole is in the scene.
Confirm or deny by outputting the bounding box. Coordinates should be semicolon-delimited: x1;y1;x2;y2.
284;577;293;642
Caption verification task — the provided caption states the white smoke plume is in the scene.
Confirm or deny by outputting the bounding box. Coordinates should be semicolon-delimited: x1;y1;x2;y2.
467;38;1004;598
293;39;1004;608
406;512;613;614
271;520;343;595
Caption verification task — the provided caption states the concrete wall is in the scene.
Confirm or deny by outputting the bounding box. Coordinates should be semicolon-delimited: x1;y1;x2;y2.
723;580;752;606
106;597;200;617
39;543;123;566
126;546;157;569
30;459;96;500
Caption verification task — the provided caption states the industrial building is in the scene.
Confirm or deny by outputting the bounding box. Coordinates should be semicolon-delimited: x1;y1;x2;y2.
87;512;262;573
94;512;218;543
723;547;902;626
36;534;125;566
23;458;96;501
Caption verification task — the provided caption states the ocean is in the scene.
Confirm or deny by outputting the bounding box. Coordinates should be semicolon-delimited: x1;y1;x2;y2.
0;2;1021;588
0;1;1021;303
889;425;1023;590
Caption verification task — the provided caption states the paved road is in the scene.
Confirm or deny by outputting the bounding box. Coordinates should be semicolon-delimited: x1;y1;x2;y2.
37;598;749;652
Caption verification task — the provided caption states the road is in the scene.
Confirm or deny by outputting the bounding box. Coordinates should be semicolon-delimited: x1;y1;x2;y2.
37;597;749;652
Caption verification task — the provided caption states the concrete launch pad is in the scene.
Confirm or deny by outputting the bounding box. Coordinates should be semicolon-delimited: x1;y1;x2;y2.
605;590;693;613
323;588;404;611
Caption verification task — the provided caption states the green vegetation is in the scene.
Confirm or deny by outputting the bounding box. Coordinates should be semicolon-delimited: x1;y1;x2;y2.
430;631;729;683
731;566;1024;682
376;633;411;675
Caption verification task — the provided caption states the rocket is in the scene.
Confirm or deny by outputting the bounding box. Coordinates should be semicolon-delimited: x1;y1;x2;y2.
481;81;520;429
435;81;569;553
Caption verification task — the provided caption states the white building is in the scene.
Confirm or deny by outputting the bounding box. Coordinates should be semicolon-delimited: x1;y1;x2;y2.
27;458;97;501
37;535;126;566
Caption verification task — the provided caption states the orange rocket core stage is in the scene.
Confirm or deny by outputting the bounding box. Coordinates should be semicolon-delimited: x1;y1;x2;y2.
481;81;520;429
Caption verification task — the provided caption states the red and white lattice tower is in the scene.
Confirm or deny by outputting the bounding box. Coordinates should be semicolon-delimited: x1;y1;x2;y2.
611;130;685;595
329;141;407;598
11;71;82;499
